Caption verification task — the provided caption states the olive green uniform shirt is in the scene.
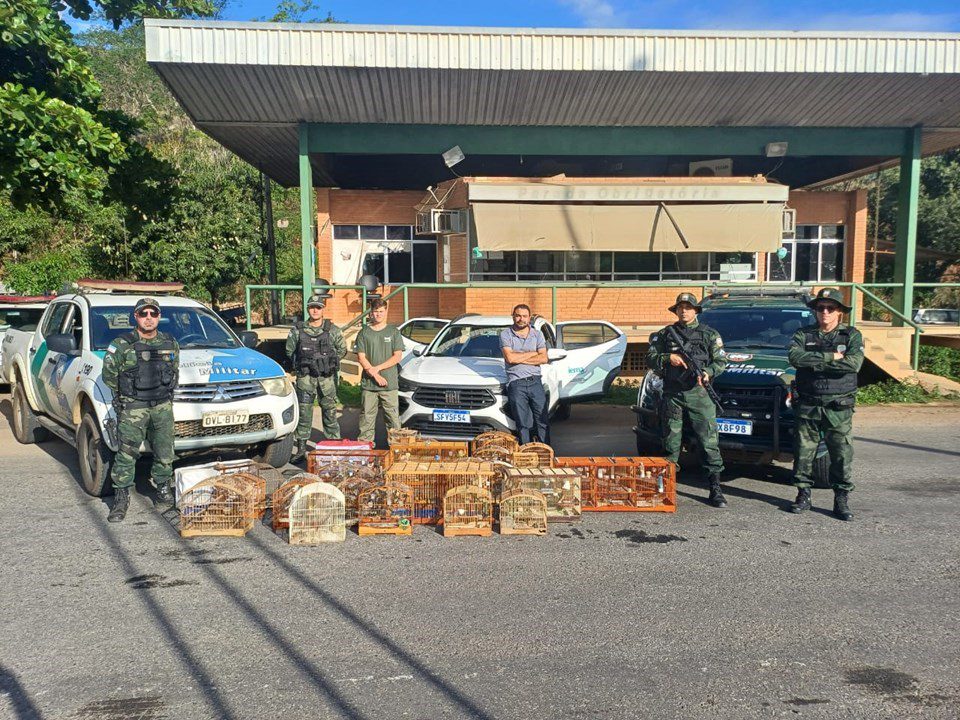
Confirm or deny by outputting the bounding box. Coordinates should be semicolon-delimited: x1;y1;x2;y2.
102;331;180;399
354;324;404;392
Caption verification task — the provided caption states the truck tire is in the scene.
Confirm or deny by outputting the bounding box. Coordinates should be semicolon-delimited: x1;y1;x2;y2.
77;412;114;497
249;433;295;468
11;382;49;444
635;431;663;456
812;452;832;489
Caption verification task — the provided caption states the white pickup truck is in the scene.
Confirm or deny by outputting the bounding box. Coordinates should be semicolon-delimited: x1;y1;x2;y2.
4;288;298;496
0;295;51;384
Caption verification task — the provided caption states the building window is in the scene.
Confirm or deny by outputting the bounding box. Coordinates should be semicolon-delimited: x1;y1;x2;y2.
767;224;844;282
333;225;436;284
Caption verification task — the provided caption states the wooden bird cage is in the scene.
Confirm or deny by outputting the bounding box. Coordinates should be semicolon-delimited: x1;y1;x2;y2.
386;460;494;525
511;450;541;469
472;431;518;454
307;445;390;475
555;457;676;513
443;485;493;537
358;483;414;536
387;439;470;465
214;461;284;515
387;428;420;446
472;445;514;464
503;467;582;521
272;473;319;530
499;489;548;536
519;442;554;468
179;476;257;538
287;482;346;544
332;467;382;527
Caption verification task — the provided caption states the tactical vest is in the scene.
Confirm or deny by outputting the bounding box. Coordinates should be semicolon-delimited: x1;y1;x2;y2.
795;327;858;398
296;320;339;377
117;332;177;402
662;323;711;393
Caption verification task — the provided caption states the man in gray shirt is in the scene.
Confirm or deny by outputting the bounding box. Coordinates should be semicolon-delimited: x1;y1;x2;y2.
499;304;550;444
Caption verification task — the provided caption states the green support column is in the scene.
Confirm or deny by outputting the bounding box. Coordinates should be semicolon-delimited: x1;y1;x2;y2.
298;123;315;320
893;127;921;326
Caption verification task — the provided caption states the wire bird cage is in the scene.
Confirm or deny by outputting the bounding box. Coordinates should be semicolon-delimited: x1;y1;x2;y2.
306;443;390;475
519;442;555;468
472;431;518;454
503;467;582;521
472;445;515;464
499;489;548;535
443;485;493;537
387;428;420;446
358;483;414;536
287;482;346;545
310;463;382;526
386;460;495;525
272;473;319;531
179;475;258;538
213;461;284;515
511;450;542;469
388;440;470;465
555;457;676;513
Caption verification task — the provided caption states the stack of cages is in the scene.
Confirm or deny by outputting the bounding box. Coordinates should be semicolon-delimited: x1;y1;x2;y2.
519;442;555;468
272;473;319;532
471;431;519;455
503;467;582;522
386;460;494;525
388;439;470;465
472;445;515;464
387;428;420;447
555;457;676;512
287;481;346;544
358;483;414;536
179;474;258;538
443;485;494;537
312;462;382;527
511;450;542;469
306;439;390;475
212;461;285;517
499;489;548;535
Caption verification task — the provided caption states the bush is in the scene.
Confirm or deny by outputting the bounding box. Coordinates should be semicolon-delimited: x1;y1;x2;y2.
594;379;640;406
337;381;362;408
918;346;960;381
2;247;92;295
856;380;955;405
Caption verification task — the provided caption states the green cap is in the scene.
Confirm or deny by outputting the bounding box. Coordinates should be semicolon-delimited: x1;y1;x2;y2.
668;292;702;313
807;288;851;313
134;297;160;313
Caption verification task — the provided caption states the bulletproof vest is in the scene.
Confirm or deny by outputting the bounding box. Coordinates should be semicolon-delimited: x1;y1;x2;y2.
296;320;339;377
795;327;858;398
662;323;711;393
117;332;177;402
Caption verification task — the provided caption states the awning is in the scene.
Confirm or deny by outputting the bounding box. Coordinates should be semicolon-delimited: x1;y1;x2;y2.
472;201;786;253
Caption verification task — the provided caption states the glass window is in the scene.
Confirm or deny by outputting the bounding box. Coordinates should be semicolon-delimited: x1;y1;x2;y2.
614;252;659;278
540;324;556;349
796;225;820;240
699;308;814;350
712;252;756;281
518;251;564;278
401;319;448;344
662;253;709;278
386;225;412;240
820;242;843;281
360;225;386;240
559;323;615;349
362;252;385;284
0;307;46;331
767;244;793;282
428;324;505;358
767;225;845;283
413;243;437;282
821;224;844;240
387;247;413;283
333;225;359;240
41;304;70;338
90;306;238;350
566;252;612;280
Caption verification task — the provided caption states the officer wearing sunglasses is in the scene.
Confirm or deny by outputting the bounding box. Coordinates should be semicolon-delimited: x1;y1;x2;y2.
787;288;863;521
102;297;180;522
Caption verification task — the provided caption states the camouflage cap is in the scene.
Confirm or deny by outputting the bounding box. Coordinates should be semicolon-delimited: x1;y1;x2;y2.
134;297;161;313
807;287;851;313
306;295;326;309
668;292;702;313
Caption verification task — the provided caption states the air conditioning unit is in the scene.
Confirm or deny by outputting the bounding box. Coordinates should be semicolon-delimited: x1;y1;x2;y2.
416;208;466;236
689;158;733;177
782;208;797;236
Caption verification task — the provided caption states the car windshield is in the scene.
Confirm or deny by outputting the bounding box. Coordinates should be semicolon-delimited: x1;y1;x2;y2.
0;307;46;331
919;310;959;323
428;324;507;358
698;308;814;350
90;305;239;350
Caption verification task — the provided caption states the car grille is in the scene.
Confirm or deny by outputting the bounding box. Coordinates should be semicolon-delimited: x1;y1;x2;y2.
717;386;780;414
174;413;273;439
406;420;496;439
174;380;265;403
412;386;496;410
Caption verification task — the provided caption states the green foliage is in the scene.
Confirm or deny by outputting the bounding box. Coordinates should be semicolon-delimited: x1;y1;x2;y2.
918;346;960;382
3;245;92;294
593;379;639;406
856;380;958;405
265;0;335;23
337;380;362;408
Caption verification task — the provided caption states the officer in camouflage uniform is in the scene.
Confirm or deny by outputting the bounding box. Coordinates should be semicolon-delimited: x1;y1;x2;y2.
286;295;347;461
103;297;179;522
788;288;864;521
646;293;729;507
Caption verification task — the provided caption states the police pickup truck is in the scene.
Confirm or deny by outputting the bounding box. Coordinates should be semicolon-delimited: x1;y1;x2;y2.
633;288;833;487
4;283;297;495
0;295;51;385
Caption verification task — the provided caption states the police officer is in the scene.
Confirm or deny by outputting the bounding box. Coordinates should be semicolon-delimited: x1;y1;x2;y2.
286;295;347;461
788;288;863;521
103;297;179;523
646;293;729;507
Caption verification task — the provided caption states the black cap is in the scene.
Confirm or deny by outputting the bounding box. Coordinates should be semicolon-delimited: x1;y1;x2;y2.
668;292;702;313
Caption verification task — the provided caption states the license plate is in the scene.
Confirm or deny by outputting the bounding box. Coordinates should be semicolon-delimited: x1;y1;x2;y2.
202;410;250;428
433;410;470;423
717;418;753;435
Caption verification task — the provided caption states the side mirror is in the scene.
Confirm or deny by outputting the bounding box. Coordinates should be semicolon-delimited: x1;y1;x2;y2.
239;331;259;349
412;347;424;357
47;332;79;355
546;348;568;362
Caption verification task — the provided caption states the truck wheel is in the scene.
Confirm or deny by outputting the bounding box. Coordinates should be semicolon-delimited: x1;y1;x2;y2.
249;433;295;468
635;431;663;456
77;412;114;497
11;382;48;444
812;452;832;490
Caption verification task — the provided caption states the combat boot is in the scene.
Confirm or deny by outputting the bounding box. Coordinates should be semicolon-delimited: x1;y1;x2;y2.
290;439;306;464
790;487;812;514
833;489;853;521
108;488;129;523
154;481;173;508
707;474;727;508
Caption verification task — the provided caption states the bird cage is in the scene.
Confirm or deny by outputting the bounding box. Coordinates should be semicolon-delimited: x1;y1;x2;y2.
519;442;554;468
503;467;582;521
214;461;283;515
472;445;514;464
499;489;548;536
472;431;518;454
287;482;346;544
443;485;493;537
331;466;382;527
555;457;676;513
387;439;470;465
272;473;320;530
307;441;390;474
386;460;494;525
179;476;257;538
487;459;515;499
358;483;414;536
387;428;420;446
511;450;541;469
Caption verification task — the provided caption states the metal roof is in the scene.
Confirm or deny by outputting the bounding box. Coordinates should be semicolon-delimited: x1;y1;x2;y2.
145;20;960;186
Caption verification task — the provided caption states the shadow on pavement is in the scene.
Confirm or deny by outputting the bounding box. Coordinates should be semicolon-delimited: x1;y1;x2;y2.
853;435;960;458
0;664;44;720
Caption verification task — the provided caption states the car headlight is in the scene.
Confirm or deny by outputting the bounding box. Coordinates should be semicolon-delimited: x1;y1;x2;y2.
261;376;293;397
639;372;662;407
398;376;419;393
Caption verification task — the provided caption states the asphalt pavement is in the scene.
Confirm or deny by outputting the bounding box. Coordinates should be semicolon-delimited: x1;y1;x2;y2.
0;398;958;720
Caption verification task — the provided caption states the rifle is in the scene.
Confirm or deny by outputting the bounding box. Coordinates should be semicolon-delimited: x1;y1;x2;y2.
665;325;725;414
105;395;123;450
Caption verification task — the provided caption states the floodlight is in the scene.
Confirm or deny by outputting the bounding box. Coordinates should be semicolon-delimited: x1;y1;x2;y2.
765;142;788;158
442;145;465;168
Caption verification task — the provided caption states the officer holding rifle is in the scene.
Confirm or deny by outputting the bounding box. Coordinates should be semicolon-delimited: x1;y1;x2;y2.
646;293;729;508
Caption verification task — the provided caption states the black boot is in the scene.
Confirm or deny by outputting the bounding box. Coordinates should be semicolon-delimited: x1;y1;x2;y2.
290;439;306;464
154;481;173;508
833;489;853;521
707;474;727;508
790;487;812;514
108;488;129;523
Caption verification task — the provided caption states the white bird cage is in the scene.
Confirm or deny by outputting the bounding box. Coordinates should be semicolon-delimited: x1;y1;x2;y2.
287;482;346;545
